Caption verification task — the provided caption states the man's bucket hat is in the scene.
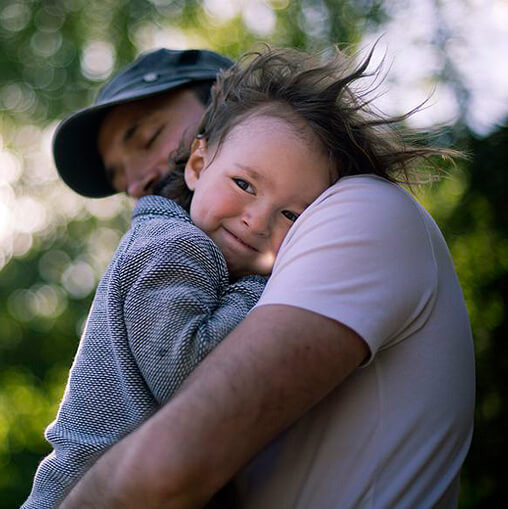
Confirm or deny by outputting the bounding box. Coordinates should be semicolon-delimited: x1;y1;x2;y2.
53;48;233;198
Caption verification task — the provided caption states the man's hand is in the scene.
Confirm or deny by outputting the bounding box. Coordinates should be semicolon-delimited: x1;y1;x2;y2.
60;304;368;508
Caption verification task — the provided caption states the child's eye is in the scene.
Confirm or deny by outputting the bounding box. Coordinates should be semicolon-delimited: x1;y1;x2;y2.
282;210;300;222
233;178;254;194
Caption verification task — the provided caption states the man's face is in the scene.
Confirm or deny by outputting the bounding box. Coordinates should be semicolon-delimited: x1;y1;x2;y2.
97;88;206;198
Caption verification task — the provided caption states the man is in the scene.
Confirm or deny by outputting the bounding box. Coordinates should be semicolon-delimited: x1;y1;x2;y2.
56;47;475;508
53;48;233;198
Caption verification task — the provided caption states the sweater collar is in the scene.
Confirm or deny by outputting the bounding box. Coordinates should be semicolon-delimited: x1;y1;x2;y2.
132;195;192;224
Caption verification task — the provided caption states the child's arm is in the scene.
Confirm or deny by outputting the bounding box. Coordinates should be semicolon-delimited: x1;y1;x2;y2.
121;219;266;404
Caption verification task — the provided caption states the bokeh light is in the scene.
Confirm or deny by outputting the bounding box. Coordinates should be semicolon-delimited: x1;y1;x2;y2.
81;41;116;81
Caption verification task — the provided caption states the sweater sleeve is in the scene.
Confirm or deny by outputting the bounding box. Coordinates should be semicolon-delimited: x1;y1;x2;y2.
122;219;266;404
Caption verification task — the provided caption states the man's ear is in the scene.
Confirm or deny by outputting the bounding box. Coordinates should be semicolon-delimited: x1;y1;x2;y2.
184;137;207;191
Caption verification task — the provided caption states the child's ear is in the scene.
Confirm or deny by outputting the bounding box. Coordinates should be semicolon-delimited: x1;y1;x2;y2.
184;137;208;191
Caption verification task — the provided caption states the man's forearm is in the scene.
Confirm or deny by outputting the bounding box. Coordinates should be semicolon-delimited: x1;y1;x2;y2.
60;305;368;508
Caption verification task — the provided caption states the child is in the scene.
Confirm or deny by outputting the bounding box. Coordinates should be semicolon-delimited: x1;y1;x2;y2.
23;46;450;508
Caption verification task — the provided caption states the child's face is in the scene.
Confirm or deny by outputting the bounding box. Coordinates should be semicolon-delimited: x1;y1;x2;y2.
185;115;333;277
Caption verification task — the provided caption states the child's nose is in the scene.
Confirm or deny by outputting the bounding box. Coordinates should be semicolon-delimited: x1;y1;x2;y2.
243;205;273;236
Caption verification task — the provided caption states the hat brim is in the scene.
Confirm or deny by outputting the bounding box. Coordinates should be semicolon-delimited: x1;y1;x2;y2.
53;77;205;198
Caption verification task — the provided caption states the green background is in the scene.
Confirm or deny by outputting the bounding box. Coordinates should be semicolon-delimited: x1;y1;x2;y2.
0;0;506;506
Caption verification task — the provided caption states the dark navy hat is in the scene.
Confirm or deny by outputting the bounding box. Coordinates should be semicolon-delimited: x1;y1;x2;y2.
53;48;233;198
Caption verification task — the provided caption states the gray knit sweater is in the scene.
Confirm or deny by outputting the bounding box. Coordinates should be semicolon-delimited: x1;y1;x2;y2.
22;195;266;509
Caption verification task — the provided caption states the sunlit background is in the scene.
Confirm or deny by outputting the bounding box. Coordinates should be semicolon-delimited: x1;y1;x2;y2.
1;0;507;506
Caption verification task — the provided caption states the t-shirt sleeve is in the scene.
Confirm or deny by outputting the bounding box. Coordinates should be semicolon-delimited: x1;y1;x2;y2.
255;177;438;361
121;220;266;403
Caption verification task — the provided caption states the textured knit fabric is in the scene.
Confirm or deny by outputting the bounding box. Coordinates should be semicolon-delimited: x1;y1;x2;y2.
22;195;266;509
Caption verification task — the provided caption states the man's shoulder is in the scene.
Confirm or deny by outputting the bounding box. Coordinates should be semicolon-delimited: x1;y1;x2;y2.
289;175;429;246
313;175;417;213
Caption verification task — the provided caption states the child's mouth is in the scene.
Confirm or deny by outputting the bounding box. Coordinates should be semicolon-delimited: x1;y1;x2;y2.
222;227;258;252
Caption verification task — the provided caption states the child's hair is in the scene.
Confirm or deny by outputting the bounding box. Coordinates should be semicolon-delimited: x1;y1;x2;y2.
156;45;455;210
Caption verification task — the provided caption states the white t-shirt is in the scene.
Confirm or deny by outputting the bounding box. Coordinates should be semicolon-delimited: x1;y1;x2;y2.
235;175;475;509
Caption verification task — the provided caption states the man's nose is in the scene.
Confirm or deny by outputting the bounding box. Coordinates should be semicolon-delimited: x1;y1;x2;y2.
126;168;164;199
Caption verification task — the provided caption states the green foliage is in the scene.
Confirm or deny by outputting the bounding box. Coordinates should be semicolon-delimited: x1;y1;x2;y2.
0;0;506;507
416;126;508;506
444;128;508;506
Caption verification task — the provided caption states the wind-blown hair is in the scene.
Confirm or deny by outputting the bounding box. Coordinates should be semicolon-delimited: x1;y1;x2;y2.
156;45;454;210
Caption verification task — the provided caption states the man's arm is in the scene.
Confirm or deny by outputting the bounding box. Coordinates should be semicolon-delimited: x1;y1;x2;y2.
60;304;369;509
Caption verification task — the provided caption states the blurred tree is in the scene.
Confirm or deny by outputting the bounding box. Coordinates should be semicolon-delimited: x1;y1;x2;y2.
0;0;506;507
444;126;508;507
416;123;508;506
